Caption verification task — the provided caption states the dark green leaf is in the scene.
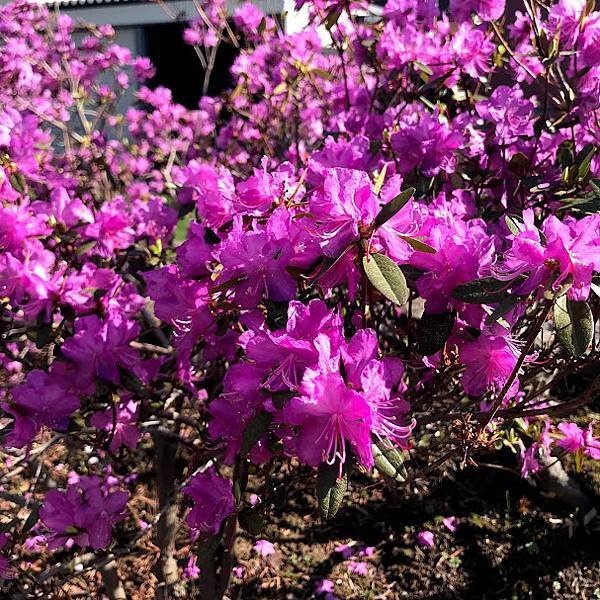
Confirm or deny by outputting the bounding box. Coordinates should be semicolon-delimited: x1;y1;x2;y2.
36;322;52;350
553;296;594;357
398;234;436;254
238;506;264;536
240;411;272;456
316;461;347;519
265;300;289;331
417;311;456;356
9;173;25;194
590;177;600;197
577;144;596;180
373;437;407;482
485;295;519;325
22;507;39;534
0;520;17;533
453;277;508;304
362;253;409;306
324;6;343;30
374;188;415;228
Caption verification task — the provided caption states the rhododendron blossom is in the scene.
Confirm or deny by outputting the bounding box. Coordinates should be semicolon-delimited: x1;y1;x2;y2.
0;0;599;595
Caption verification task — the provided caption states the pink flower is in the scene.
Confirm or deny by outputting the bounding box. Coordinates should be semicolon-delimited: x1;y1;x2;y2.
183;555;200;579
334;543;355;559
61;313;140;389
232;566;245;579
416;531;435;548
90;399;140;452
390;111;463;176
83;200;135;258
3;370;79;448
443;517;457;532
315;578;335;595
285;371;374;469
309;168;378;258
556;422;600;459
183;470;235;537
556;422;586;453
39;476;128;551
253;539;275;557
347;560;369;576
460;333;521;399
216;217;297;308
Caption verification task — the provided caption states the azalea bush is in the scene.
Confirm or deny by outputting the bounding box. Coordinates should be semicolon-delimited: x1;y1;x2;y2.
0;0;599;597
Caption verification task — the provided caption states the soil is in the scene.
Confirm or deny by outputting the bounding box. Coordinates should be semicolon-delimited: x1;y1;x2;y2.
229;460;600;600
2;449;600;599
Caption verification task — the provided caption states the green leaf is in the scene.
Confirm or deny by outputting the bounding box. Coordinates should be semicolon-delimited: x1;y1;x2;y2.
311;68;333;80
577;144;596;180
22;506;39;534
174;212;194;244
316;461;347;519
265;299;289;331
505;214;523;236
362;253;409;306
374;188;415;228
0;519;17;533
417;311;456;356
590;177;600;197
485;295;519;326
452;277;508;304
373;163;388;195
324;6;343;30
398;234;437;254
373;437;407;482
240;411;272;456
553;296;594;357
238;506;264;536
75;239;97;256
413;60;433;75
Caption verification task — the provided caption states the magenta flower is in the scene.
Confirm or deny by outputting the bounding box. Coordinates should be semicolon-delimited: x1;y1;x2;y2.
475;85;534;143
83;200;135;258
183;470;235;537
460;333;521;399
90;399;140;452
495;212;600;301
3;370;79;448
411;219;493;312
253;539;275;557
555;422;600;459
216;217;297;308
61;313;141;389
177;161;234;229
315;578;335;595
347;560;369;576
183;555;201;579
309;168;378;258
416;530;435;548
450;0;506;22
443;516;457;532
285;371;374;469
40;476;128;551
390;111;463;176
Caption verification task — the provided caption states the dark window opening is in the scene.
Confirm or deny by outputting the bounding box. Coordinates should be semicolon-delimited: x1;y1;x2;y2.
143;22;238;109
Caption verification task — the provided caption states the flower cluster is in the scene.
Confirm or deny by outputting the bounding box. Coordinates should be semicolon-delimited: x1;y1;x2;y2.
0;0;599;595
